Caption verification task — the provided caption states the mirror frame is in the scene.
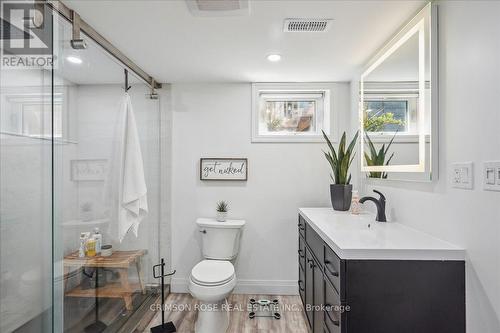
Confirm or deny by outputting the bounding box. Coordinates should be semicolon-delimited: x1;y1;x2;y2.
359;3;438;181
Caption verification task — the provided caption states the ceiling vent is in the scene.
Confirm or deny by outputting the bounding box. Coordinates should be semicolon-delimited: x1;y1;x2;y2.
283;18;333;32
186;0;249;16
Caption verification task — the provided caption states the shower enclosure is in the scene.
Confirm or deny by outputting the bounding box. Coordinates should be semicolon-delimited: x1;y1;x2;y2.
0;2;170;332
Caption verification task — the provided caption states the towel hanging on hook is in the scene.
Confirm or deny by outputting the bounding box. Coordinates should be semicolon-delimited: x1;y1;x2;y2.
124;69;131;92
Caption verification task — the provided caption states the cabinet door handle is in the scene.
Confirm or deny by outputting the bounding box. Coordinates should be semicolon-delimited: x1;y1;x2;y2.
298;249;305;258
325;304;340;326
324;260;339;277
298;279;305;292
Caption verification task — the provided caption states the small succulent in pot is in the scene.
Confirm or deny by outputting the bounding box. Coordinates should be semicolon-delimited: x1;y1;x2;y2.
80;202;94;222
216;200;229;222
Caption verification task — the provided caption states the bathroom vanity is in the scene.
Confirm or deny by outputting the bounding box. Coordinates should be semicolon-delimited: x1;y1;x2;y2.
298;208;465;333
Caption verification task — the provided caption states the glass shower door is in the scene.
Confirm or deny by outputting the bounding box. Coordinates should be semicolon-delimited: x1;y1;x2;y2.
51;9;163;333
0;2;54;332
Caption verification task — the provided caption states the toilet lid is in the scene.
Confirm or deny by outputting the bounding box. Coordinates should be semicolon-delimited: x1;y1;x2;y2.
191;260;235;286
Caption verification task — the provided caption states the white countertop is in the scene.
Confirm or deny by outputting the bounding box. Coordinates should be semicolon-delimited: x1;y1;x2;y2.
299;208;465;261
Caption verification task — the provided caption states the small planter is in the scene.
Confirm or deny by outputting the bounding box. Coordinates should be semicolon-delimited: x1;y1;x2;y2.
216;211;227;222
330;184;353;211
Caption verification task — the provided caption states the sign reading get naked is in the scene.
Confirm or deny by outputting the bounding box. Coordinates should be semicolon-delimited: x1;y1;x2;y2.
200;158;248;181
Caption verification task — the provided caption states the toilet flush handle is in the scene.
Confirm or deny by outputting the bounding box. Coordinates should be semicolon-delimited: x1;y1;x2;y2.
199;230;207;234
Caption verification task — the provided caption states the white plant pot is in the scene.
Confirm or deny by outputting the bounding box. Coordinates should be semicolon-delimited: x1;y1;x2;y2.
216;211;227;222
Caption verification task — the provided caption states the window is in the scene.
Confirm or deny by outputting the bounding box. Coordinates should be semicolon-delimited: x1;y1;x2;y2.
252;83;333;142
21;102;63;138
363;95;418;134
1;89;67;140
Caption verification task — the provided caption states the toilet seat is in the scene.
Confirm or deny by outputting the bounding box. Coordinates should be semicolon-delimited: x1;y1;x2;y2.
191;260;235;286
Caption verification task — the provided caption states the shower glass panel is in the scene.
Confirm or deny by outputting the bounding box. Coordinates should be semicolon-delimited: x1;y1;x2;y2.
52;12;162;333
0;3;54;332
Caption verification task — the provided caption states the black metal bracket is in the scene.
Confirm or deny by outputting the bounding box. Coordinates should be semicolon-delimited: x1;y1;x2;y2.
124;69;132;92
153;263;176;279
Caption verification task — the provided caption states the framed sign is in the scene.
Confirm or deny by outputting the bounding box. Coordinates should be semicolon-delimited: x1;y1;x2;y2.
71;159;108;181
200;158;248;181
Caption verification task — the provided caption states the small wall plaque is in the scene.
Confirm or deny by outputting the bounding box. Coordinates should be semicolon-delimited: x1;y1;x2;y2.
71;159;108;181
200;158;248;181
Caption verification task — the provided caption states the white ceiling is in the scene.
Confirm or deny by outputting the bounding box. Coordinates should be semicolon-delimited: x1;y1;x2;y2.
62;0;426;84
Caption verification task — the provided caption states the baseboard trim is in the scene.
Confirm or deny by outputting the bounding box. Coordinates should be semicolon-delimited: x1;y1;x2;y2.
171;278;298;295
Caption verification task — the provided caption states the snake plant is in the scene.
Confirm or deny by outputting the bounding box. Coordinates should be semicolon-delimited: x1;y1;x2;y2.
322;130;359;185
364;132;397;179
216;200;229;213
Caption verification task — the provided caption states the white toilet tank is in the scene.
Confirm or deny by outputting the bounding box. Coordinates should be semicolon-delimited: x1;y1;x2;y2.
196;218;245;260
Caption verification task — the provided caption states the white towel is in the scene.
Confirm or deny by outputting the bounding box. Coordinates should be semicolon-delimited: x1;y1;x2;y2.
117;93;148;242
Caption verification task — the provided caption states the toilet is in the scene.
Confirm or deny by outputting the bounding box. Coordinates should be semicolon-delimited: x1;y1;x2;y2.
189;217;245;333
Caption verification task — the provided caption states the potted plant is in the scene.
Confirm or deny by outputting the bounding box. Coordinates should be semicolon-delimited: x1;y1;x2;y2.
80;202;94;222
322;130;359;211
216;200;229;222
364;132;397;179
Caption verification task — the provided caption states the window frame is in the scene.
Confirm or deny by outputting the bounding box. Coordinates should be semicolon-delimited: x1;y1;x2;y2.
251;82;335;143
1;86;70;142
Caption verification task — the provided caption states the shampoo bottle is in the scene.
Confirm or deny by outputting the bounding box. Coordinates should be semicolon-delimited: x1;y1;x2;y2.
93;227;102;254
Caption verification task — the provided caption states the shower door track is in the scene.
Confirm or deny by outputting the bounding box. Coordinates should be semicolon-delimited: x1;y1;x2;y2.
43;0;162;90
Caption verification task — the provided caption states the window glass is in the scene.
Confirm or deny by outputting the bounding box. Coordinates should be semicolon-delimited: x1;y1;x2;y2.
261;98;317;134
364;100;408;133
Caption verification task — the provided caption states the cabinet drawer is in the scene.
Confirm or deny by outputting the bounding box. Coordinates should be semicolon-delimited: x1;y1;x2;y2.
324;244;341;294
298;215;306;238
298;265;305;305
298;236;306;270
324;280;341;333
305;223;323;267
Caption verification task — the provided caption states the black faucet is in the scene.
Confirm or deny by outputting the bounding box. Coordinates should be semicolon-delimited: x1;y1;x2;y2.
359;190;387;222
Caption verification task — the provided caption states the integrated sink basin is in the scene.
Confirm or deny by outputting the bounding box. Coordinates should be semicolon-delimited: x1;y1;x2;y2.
299;207;465;260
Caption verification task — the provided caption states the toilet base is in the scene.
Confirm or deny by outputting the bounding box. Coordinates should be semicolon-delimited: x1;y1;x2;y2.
195;299;230;333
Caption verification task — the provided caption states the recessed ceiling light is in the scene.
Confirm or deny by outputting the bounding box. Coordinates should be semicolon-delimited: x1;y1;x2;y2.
267;54;281;62
66;56;82;64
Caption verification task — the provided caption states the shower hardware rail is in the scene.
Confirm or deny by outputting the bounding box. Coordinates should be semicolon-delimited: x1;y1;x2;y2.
44;0;162;90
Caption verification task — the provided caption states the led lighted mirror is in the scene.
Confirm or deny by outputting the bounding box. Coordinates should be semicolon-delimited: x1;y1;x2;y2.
360;3;437;182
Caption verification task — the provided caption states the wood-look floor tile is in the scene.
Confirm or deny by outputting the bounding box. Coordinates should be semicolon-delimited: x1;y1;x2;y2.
142;293;310;333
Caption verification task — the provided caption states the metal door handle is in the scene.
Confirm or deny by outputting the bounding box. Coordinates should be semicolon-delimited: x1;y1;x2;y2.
298;279;305;291
324;260;339;277
325;304;340;326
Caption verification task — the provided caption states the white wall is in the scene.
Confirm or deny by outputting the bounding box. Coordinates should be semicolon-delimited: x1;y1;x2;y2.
170;83;351;294
357;2;500;332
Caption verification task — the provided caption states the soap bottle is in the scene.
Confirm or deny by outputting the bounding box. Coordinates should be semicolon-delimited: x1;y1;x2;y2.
351;190;361;215
93;227;102;255
86;238;97;257
79;233;87;258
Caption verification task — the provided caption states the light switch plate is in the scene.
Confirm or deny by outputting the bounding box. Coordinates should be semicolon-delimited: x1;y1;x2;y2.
451;162;473;189
483;161;500;191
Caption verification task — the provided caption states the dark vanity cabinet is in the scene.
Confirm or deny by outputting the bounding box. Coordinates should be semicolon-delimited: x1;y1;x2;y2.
297;214;465;333
299;215;344;333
